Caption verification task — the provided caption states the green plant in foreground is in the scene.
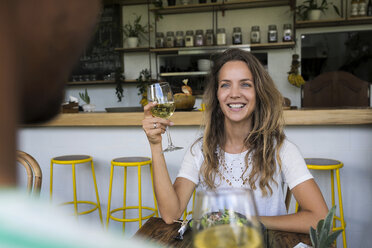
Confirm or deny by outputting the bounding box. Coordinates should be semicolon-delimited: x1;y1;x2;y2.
310;205;343;248
79;89;90;105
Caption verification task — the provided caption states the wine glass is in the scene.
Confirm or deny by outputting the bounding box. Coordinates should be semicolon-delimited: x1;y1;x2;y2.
147;82;183;152
192;188;264;248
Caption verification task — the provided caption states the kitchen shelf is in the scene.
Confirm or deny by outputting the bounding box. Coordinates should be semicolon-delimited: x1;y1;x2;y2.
66;80;139;86
159;71;209;77
150;0;290;15
295;16;372;28
114;47;152;52
104;0;149;5
150;42;294;54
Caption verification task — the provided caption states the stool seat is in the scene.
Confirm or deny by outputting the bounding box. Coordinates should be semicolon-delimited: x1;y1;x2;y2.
305;158;343;169
113;157;151;164
50;155;103;225
106;156;158;232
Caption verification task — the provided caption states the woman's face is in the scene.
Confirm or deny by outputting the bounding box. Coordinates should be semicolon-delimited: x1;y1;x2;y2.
217;60;256;125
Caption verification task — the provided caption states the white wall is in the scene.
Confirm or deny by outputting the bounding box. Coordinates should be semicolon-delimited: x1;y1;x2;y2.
18;124;372;247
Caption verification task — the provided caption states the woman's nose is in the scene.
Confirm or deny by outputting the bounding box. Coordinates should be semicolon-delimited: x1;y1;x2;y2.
230;84;240;98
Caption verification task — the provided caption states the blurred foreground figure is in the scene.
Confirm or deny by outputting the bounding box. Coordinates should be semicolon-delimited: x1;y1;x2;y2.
0;1;155;247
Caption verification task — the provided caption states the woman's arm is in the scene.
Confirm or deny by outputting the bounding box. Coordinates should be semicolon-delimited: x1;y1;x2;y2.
143;102;195;224
260;179;328;233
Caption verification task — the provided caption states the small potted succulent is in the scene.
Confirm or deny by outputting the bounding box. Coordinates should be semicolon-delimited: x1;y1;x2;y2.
79;89;95;112
296;0;340;21
123;14;148;48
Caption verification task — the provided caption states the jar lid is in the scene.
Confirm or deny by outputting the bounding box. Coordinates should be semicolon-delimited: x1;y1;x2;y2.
195;29;204;35
176;31;184;36
186;30;194;35
206;29;213;34
156;32;164;37
166;31;174;36
268;25;277;30
217;28;225;33
251;26;260;31
283;24;292;29
233;27;241;32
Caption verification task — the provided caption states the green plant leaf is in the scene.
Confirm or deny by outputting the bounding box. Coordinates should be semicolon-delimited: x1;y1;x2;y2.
325;229;343;247
316;219;324;236
332;5;340;16
310;226;318;248
319;228;328;247
324;206;336;234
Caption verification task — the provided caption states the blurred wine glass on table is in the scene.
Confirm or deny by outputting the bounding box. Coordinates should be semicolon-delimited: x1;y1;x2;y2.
147;82;183;152
192;188;264;248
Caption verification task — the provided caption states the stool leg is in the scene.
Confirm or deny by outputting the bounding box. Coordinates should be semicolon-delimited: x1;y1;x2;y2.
50;161;54;202
123;166;127;233
150;163;158;217
90;160;103;226
106;164;115;228
336;168;347;248
72;163;78;217
331;170;336;229
138;164;142;228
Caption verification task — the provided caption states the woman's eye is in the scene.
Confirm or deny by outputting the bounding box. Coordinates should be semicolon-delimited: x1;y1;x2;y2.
220;83;229;88
241;82;252;87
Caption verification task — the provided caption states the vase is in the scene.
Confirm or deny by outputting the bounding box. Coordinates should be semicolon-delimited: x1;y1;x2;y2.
82;104;96;112
307;9;322;20
127;37;139;48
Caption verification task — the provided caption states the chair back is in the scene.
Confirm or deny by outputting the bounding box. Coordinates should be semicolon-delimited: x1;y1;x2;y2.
17;151;42;196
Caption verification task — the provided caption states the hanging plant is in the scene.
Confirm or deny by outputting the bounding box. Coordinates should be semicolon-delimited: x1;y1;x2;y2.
115;68;125;102
136;69;152;106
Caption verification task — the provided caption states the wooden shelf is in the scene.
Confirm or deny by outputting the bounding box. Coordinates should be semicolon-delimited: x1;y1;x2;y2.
150;42;294;54
66;80;139;86
104;0;150;5
160;71;209;77
151;0;290;15
295;16;372;28
115;47;152;52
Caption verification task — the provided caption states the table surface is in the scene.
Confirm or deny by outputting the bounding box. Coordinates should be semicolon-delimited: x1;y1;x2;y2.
134;217;311;248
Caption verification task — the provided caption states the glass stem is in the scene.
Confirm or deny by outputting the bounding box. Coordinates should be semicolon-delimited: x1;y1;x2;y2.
165;126;174;147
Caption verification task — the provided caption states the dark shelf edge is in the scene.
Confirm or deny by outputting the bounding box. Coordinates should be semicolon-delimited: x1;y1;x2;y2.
295;17;372;28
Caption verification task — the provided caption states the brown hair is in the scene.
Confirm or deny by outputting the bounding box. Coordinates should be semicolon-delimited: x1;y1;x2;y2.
199;48;285;196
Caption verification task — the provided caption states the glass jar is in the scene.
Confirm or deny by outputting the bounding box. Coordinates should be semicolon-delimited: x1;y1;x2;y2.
194;29;204;46
232;27;242;45
250;26;260;44
165;31;175;48
216;28;226;45
175;31;185;47
185;30;194;47
282;24;292;42
205;29;214;46
268;24;278;43
155;32;164;48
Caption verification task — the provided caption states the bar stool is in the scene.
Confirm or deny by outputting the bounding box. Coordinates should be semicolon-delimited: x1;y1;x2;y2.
183;190;196;220
50;155;103;224
106;157;158;232
296;158;347;248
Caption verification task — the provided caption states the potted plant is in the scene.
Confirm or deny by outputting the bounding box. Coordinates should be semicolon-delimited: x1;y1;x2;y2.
123;14;148;48
79;89;95;112
296;0;340;21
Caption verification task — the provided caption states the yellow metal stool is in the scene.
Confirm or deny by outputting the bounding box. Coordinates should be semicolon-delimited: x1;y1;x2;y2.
296;158;347;248
106;157;158;232
50;155;103;224
183;189;196;220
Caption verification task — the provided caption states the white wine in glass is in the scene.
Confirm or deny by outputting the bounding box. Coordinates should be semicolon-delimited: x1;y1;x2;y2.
148;82;183;152
192;188;264;248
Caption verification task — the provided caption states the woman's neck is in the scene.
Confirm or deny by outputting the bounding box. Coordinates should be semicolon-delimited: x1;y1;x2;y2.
223;119;252;154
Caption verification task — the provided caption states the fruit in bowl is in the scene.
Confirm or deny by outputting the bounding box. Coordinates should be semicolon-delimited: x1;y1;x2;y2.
174;79;195;110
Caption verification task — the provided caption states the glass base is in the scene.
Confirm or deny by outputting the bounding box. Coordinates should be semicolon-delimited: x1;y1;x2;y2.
163;145;183;153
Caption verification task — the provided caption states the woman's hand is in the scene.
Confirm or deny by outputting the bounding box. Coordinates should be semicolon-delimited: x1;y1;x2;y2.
142;102;173;145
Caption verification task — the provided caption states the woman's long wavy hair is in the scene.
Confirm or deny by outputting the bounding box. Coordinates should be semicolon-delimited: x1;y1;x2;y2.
199;48;285;196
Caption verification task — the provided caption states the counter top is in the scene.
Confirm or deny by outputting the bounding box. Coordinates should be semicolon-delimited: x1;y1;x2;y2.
29;108;372;127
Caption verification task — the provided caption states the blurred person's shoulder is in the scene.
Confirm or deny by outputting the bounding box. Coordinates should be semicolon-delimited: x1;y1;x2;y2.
0;189;159;248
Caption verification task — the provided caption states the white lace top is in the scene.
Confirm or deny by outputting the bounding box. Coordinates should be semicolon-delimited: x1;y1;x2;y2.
176;139;313;216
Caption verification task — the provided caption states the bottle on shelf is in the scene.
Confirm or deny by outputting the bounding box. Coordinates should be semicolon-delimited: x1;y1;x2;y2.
359;0;367;16
250;26;260;44
351;0;359;17
367;0;372;15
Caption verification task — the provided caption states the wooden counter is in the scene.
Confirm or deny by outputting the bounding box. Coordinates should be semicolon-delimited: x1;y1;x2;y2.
35;108;372;127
